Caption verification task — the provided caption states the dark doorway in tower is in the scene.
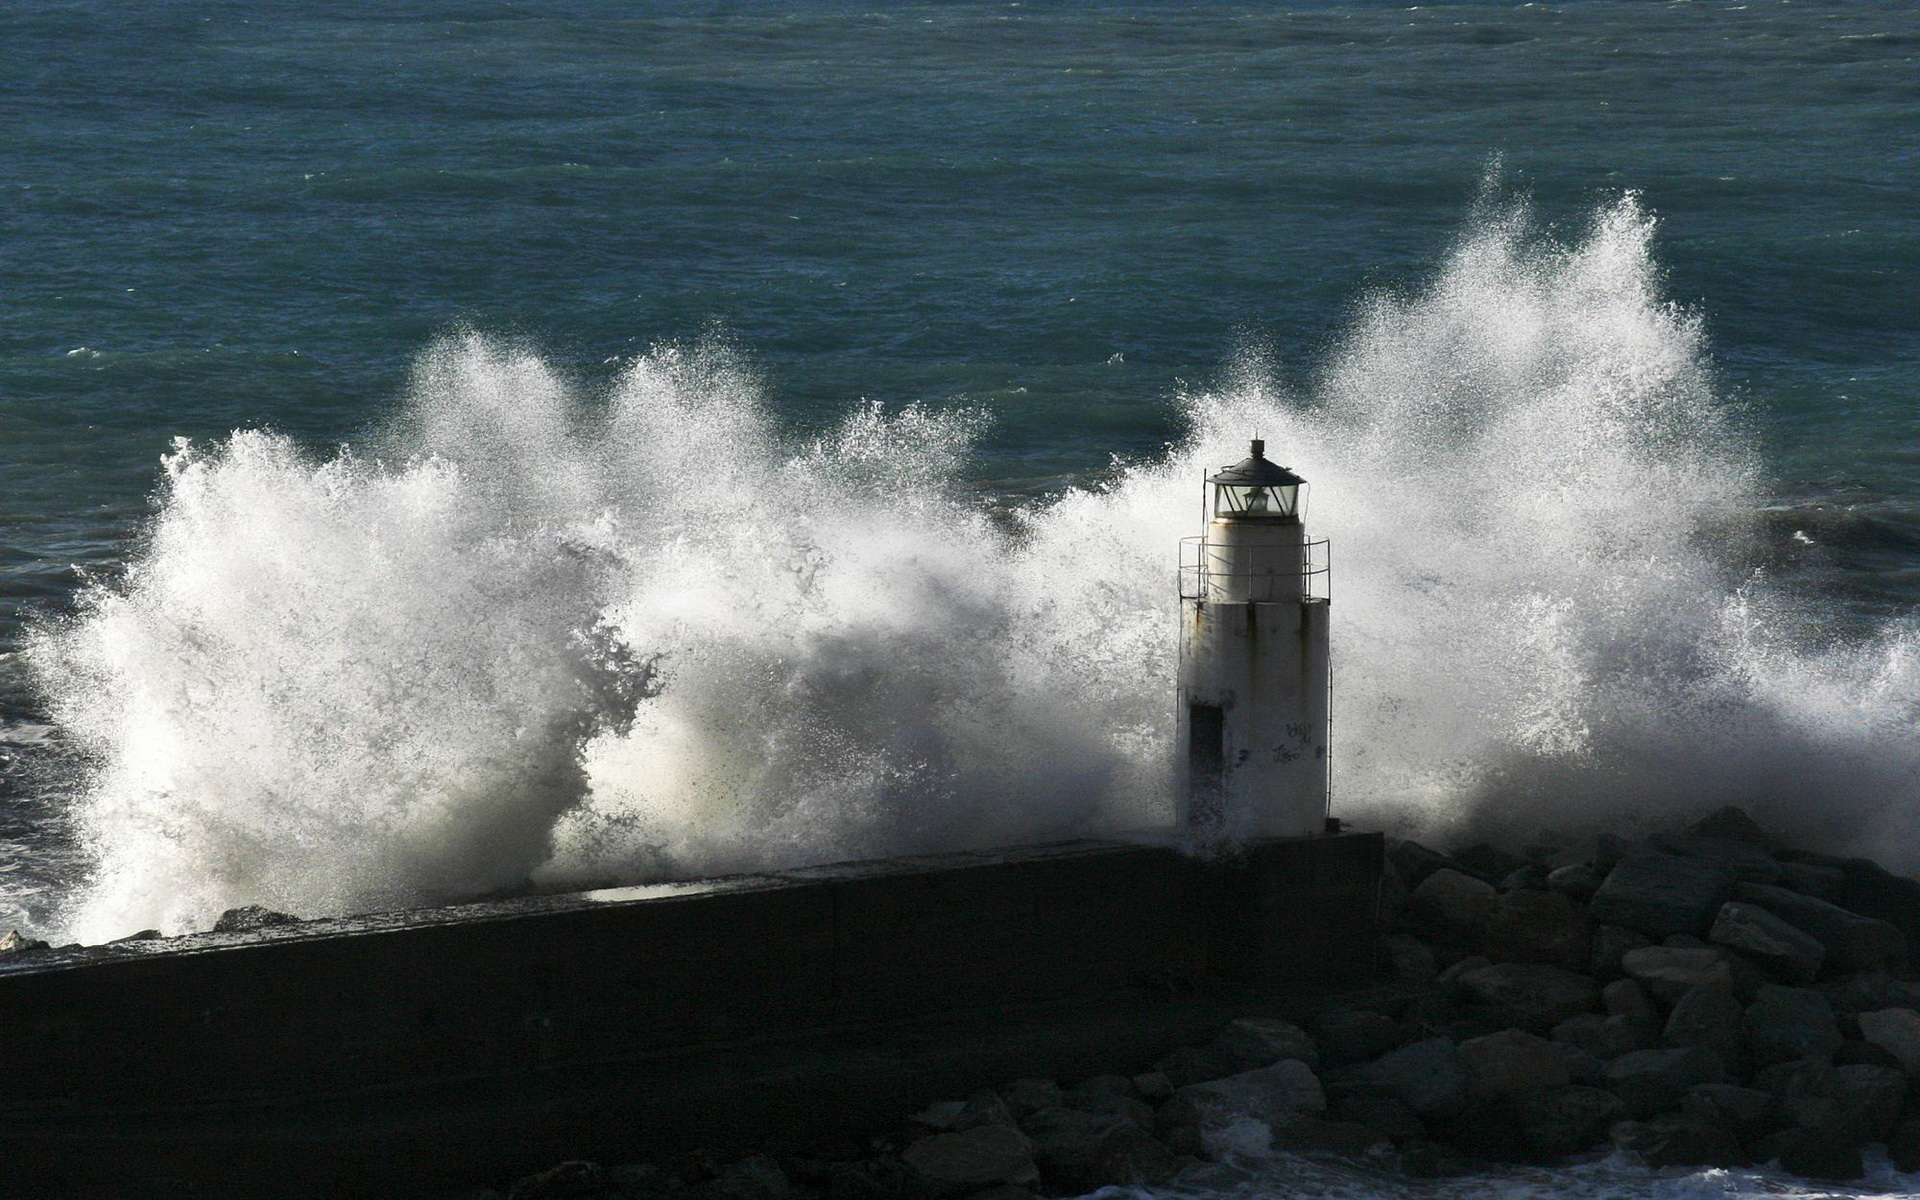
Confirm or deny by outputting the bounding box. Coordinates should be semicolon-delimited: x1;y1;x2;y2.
1187;703;1225;827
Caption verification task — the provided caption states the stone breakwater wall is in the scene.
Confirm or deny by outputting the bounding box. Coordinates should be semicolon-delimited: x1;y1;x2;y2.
0;834;1382;1198
450;807;1920;1200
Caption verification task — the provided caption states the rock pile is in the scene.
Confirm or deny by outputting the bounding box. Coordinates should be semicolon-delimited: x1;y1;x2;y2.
466;806;1920;1199
1366;805;1920;1181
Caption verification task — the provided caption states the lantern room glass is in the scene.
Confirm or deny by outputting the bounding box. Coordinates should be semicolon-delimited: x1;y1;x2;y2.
1214;482;1300;519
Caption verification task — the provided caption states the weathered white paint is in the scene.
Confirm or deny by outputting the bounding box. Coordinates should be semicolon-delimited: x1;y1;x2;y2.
1177;504;1331;838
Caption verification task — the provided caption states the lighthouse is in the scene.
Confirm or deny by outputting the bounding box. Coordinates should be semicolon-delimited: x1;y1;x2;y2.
1176;440;1331;839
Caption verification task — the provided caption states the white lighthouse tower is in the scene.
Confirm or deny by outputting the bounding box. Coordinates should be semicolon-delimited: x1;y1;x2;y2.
1176;440;1331;839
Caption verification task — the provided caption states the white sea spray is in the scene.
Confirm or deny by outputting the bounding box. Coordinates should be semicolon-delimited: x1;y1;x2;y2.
27;196;1920;941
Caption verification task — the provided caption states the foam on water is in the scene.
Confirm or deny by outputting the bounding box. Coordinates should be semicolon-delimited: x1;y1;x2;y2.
1139;1143;1920;1199
25;196;1920;942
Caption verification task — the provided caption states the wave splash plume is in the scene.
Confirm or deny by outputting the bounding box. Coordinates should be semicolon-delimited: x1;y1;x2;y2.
30;196;1920;941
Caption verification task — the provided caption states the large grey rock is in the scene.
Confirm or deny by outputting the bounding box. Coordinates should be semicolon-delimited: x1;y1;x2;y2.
1329;1086;1426;1140
507;1162;606;1200
1022;1108;1174;1193
902;1126;1039;1195
1550;1013;1657;1061
1663;986;1747;1076
1890;1117;1920;1172
1479;889;1594;970
1457;1029;1569;1099
1386;933;1438;983
1152;1045;1238;1087
1063;1077;1153;1129
1781;861;1845;901
998;1079;1063;1120
1818;970;1920;1017
1589;854;1737;939
1602;978;1656;1019
1710;901;1826;985
1733;883;1907;974
1550;1041;1606;1086
1609;1113;1743;1168
1651;832;1783;884
1753;1056;1835;1100
1312;1010;1408;1068
701;1156;793;1200
1777;1133;1865;1181
1591;924;1654;980
1745;985;1841;1068
211;905;301;934
1855;1007;1920;1077
1165;1059;1325;1129
1825;1063;1907;1144
0;930;50;955
1408;868;1496;935
1547;864;1603;904
1604;1046;1725;1117
1684;806;1774;848
1214;1018;1319;1071
1622;945;1733;1001
1451;843;1531;885
1682;1083;1778;1144
1454;963;1600;1031
1512;1087;1626;1159
1388;839;1453;889
1357;1037;1469;1119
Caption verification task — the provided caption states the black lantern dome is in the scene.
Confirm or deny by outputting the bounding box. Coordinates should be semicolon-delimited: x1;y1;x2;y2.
1208;439;1305;521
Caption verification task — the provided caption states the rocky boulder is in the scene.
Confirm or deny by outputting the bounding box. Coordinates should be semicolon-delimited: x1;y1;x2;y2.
1457;1029;1569;1099
1408;869;1497;936
1609;1113;1743;1168
1685;806;1774;848
1022;1108;1174;1193
1454;963;1600;1031
1355;1038;1469;1120
1650;832;1783;884
1602;978;1656;1019
1855;1007;1920;1077
1478;889;1594;970
0;930;50;955
1312;1010;1408;1068
1511;1085;1627;1160
212;905;301;933
1213;1018;1319;1071
1663;986;1747;1076
1546;864;1603;904
1591;924;1653;979
1744;985;1841;1068
1063;1077;1153;1129
1825;1063;1907;1144
1327;1083;1426;1140
1682;1083;1778;1145
1733;883;1906;974
1550;1013;1656;1061
901;1126;1039;1196
1163;1059;1325;1131
1621;946;1734;1002
1709;901;1826;985
998;1079;1064;1120
1589;854;1737;939
1604;1046;1725;1117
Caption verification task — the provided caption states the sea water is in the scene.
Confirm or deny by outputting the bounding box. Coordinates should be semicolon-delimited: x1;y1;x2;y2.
2;3;1917;1192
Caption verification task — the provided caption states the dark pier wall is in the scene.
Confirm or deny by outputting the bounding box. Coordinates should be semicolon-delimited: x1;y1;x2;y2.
0;834;1381;1197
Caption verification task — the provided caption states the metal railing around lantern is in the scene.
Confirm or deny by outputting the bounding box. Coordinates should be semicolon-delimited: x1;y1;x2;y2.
1177;536;1331;603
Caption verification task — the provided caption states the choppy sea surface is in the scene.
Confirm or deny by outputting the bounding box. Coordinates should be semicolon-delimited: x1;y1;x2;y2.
2;4;1918;1191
